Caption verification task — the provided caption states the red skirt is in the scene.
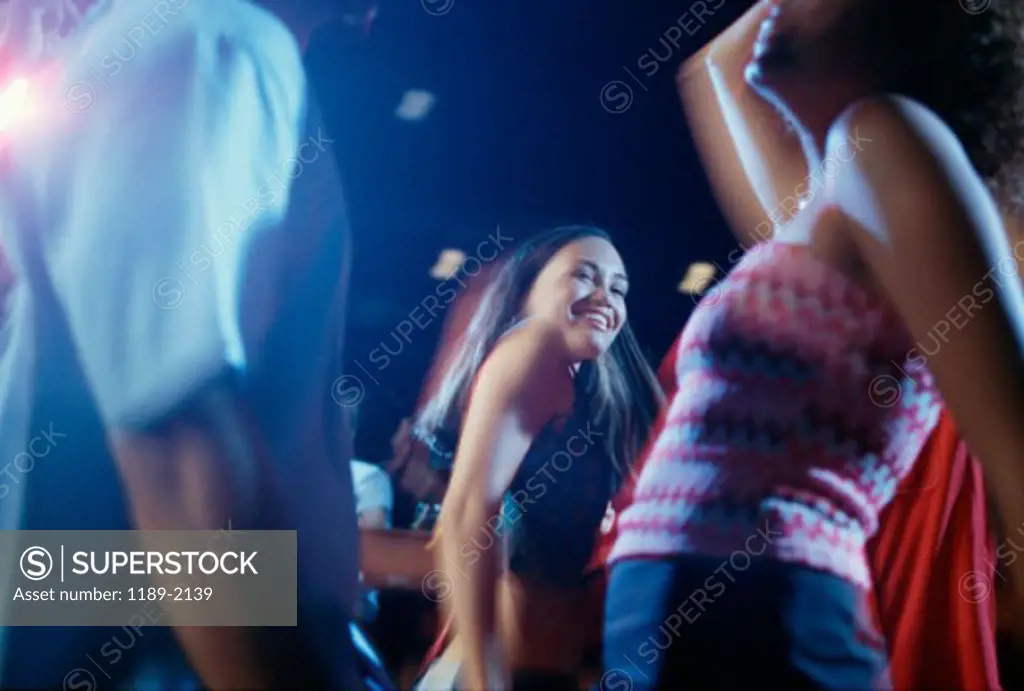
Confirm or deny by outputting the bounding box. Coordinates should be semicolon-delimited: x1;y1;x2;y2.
866;410;1001;690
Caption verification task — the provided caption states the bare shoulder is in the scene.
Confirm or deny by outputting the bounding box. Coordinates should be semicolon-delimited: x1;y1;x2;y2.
827;94;1001;247
478;319;570;388
473;320;573;417
828;95;982;194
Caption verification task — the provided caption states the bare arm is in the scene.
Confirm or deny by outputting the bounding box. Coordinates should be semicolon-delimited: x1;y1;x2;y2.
677;0;806;248
114;383;360;689
438;321;572;690
111;382;281;689
831;96;1024;603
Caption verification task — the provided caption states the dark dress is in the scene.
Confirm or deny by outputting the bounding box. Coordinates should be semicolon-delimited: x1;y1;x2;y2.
417;406;620;691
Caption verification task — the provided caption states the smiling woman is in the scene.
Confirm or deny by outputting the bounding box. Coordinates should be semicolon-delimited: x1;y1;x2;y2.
412;225;663;690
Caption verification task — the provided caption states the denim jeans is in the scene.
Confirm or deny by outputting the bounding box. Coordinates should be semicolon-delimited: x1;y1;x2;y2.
602;555;889;690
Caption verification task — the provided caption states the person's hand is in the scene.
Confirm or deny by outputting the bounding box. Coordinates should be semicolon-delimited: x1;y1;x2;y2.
400;457;440;500
357;507;388;530
390;418;413;457
461;638;510;691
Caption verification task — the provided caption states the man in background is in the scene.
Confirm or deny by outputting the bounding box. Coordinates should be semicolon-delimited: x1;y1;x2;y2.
349;404;394;529
0;0;378;687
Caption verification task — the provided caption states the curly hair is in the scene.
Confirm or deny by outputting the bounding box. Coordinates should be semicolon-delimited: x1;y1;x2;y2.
870;0;1024;209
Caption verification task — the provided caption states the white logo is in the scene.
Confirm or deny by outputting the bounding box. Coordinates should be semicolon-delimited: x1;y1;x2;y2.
20;546;53;581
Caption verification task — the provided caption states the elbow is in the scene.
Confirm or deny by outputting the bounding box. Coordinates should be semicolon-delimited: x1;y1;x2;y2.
677;49;712;89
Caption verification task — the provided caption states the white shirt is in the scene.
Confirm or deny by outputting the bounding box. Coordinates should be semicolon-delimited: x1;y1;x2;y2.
351;459;394;527
0;1;357;685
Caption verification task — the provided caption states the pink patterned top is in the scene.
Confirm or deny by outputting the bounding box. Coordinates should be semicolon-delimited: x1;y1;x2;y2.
609;242;943;589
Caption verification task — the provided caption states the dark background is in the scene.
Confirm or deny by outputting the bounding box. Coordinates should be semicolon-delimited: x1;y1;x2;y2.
308;0;749;458
306;6;1024;681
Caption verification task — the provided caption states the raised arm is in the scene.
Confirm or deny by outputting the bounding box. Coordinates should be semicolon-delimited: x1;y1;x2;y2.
831;96;1024;606
438;321;572;691
677;0;807;247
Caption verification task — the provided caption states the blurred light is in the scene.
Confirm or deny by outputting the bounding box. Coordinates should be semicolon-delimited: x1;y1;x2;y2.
678;262;717;294
0;78;30;132
430;249;466;279
395;89;435;121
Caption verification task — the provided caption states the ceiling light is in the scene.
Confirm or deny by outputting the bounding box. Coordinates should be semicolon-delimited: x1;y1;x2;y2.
395;89;436;121
678;262;717;294
430;249;466;279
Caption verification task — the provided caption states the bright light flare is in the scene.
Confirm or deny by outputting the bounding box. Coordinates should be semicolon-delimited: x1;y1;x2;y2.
0;78;31;132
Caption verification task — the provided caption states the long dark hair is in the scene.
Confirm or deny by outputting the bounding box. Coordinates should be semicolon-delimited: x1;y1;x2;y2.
863;0;1024;208
415;225;664;477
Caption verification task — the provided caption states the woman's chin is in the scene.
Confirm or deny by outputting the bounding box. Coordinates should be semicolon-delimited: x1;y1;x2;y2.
584;334;613;360
566;337;605;364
